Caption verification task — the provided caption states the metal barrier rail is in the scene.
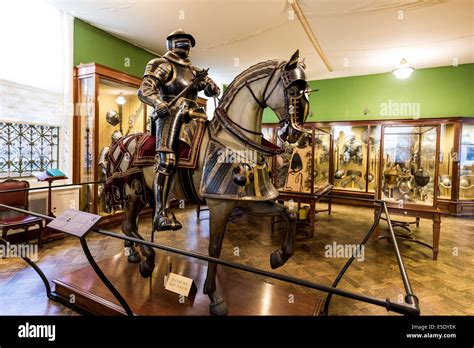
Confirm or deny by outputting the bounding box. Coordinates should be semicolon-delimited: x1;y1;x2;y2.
0;179;389;205
0;199;420;316
0;180;103;194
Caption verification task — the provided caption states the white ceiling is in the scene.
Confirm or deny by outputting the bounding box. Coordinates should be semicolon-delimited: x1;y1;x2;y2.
49;0;474;84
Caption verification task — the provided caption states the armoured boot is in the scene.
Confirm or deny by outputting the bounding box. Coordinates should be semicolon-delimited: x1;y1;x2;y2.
153;152;182;232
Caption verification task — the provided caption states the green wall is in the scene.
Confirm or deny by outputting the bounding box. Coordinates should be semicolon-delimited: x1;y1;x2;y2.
74;18;473;122
263;63;474;123
74;19;157;78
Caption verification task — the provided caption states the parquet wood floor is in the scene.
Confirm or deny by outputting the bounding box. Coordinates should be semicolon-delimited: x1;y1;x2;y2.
0;204;472;315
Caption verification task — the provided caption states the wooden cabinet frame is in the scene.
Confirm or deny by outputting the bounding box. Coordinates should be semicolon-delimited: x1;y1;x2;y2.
72;63;145;224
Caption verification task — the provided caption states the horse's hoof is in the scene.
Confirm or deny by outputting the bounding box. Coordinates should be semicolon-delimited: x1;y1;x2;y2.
270;250;285;269
139;260;155;278
127;252;141;263
209;299;228;316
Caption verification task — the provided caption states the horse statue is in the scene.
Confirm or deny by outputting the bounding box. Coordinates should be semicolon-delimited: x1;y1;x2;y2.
105;50;310;315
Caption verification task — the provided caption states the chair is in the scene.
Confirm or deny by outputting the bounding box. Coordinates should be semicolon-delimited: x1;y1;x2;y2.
0;179;44;248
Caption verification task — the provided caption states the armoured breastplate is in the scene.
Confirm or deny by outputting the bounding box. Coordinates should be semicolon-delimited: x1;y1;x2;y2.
345;141;361;156
160;61;198;105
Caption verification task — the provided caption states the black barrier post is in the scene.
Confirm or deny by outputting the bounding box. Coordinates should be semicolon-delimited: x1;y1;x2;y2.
322;203;384;315
79;236;134;316
383;203;419;307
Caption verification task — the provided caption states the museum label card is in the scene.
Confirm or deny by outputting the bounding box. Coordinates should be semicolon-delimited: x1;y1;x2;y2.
47;209;102;238
165;272;195;297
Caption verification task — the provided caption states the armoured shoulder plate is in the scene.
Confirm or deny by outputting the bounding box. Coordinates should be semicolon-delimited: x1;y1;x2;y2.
191;65;203;73
143;58;173;82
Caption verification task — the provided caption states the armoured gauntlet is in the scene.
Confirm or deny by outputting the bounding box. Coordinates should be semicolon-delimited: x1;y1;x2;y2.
202;78;220;97
154;102;171;118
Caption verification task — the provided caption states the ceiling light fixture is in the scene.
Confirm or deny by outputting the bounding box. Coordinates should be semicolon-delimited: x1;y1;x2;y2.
393;58;415;79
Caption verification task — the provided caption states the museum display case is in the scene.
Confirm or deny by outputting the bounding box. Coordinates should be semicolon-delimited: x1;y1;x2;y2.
96;78;146;216
378;124;440;209
272;127;292;190
438;122;456;200
332;125;380;195
435;118;474;215
269;125;333;236
459;122;474;201
268;121;381;199
272;125;331;194
282;133;312;193
311;128;332;191
367;126;381;193
263;117;473;216
73;63;147;221
333;125;366;192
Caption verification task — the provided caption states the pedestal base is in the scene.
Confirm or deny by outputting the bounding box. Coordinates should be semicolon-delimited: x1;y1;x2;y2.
54;252;323;316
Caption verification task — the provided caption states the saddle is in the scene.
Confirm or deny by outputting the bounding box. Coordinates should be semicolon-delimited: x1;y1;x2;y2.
133;119;207;169
105;120;207;210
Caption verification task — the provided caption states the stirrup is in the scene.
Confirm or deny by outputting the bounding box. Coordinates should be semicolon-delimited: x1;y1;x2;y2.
153;210;182;232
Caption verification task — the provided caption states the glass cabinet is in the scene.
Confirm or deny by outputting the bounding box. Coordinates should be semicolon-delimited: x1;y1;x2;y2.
73;63;147;220
379;124;440;208
75;76;96;213
272;126;331;194
367;126;381;193
254;118;474;216
282;133;312;192
436;119;474;215
333;126;366;191
459;123;474;200
438;123;456;200
331;125;381;195
273;132;293;191
96;78;146;215
311;128;331;190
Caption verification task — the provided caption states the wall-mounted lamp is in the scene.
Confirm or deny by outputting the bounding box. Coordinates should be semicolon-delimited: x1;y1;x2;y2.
115;93;127;105
393;58;415;79
115;93;127;133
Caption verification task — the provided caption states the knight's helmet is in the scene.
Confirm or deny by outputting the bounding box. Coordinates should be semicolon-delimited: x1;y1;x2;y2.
111;130;122;143
166;29;196;59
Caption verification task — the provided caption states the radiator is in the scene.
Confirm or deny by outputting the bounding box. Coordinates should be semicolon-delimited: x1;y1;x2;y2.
28;186;80;216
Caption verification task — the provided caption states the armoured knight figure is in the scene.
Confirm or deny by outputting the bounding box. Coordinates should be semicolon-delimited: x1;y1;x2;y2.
342;134;363;165
138;29;220;232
